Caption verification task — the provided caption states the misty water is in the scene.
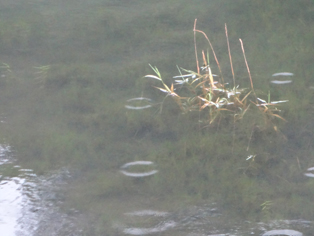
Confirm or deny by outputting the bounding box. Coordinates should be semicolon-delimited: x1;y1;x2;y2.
0;0;314;235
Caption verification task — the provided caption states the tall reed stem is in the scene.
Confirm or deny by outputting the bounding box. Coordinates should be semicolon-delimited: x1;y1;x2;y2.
225;24;235;88
193;19;224;84
239;38;254;93
193;19;200;75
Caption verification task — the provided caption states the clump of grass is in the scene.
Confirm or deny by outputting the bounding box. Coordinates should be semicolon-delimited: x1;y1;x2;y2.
143;19;288;131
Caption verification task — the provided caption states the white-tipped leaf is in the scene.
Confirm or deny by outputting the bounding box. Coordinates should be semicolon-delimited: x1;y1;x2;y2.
145;75;162;81
155;87;170;94
173;74;197;80
270;100;289;104
257;97;267;103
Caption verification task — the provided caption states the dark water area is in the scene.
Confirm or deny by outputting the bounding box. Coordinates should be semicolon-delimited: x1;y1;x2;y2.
0;0;314;235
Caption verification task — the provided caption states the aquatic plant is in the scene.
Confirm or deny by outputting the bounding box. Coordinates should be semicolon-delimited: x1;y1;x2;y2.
33;64;95;90
142;20;288;130
0;13;47;54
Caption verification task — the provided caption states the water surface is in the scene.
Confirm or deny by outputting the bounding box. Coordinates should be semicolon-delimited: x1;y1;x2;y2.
0;0;314;235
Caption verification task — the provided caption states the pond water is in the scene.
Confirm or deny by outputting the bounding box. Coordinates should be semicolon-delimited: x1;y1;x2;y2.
1;145;312;235
0;145;82;235
1;0;314;235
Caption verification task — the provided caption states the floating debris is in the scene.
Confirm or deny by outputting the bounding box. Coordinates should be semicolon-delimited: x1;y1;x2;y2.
120;161;158;178
262;229;302;236
125;105;152;110
270;80;293;85
123;220;176;235
304;167;314;178
272;72;294;77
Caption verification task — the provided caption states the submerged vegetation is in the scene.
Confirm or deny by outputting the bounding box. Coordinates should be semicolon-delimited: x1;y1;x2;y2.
143;20;288;133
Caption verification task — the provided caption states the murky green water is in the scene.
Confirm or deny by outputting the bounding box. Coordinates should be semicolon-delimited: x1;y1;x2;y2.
0;0;314;235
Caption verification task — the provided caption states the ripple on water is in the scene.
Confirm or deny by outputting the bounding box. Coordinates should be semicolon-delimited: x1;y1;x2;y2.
123;220;177;235
119;208;174;235
120;161;158;178
270;80;293;84
262;229;303;236
270;72;294;85
125;97;153;110
124;210;169;217
304;167;314;178
272;72;294;77
116;204;311;236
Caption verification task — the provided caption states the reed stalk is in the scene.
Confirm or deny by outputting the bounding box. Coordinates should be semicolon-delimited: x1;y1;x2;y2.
134;20;288;132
